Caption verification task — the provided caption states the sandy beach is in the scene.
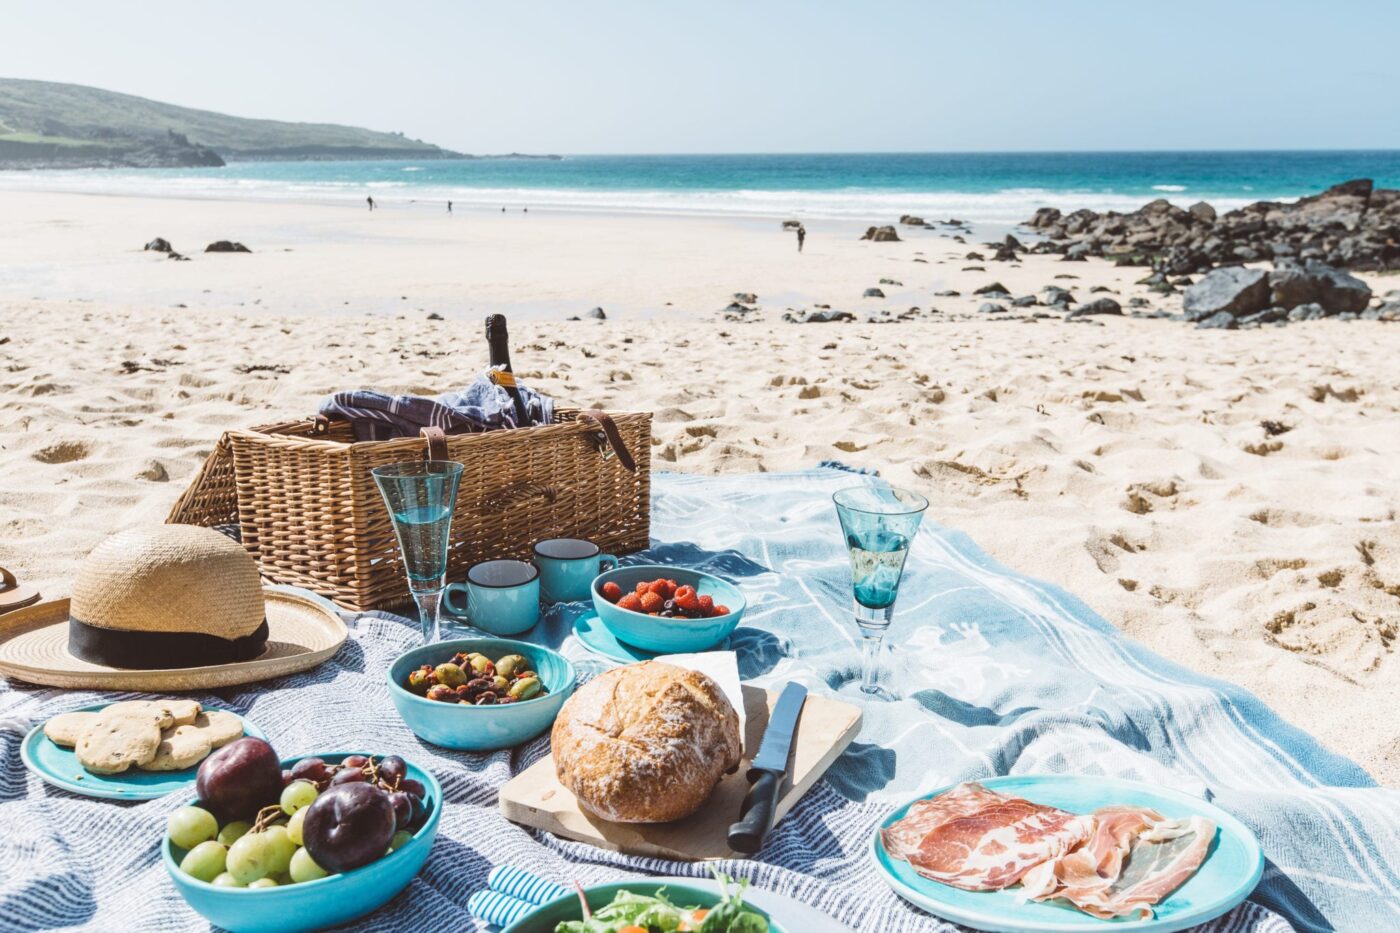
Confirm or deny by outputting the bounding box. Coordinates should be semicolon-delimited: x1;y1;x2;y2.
2;188;1398;783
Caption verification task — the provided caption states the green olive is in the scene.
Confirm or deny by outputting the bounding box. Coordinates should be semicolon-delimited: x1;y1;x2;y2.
434;662;467;688
468;654;495;676
495;654;528;678
491;675;511;692
406;670;432;694
509;676;542;700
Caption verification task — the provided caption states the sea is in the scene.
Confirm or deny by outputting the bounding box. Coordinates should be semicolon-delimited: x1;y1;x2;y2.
4;151;1400;224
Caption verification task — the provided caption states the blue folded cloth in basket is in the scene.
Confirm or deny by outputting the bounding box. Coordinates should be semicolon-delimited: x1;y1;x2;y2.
318;369;554;441
3;467;1397;932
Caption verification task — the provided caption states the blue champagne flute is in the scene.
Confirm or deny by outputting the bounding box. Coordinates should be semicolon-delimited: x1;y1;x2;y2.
372;460;465;643
833;485;928;700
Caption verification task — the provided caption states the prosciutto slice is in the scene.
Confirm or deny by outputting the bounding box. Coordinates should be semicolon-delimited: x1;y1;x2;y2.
882;783;1093;891
1033;814;1216;919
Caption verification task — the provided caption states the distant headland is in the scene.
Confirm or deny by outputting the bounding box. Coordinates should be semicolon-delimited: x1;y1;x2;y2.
0;78;560;169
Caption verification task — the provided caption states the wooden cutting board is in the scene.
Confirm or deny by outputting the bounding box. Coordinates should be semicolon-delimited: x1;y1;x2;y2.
499;684;862;861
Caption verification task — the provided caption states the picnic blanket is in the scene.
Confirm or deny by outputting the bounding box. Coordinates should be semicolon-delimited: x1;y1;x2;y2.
3;466;1397;932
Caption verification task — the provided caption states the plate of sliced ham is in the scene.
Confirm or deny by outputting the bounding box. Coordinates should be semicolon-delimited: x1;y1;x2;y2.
872;775;1263;932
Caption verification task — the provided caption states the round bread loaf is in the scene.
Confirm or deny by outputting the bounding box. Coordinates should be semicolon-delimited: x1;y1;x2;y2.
551;661;742;823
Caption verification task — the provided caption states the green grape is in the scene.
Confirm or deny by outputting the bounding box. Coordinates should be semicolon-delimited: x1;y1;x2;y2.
288;846;328;883
388;830;413;852
226;832;274;884
286;807;308;846
179;841;228;883
168;806;219;850
260;825;296;876
212;872;243;888
248;877;279;889
217;820;252;846
280;780;319;815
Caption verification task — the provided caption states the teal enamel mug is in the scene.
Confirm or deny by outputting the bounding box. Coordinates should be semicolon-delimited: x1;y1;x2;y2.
443;559;540;635
534;538;617;603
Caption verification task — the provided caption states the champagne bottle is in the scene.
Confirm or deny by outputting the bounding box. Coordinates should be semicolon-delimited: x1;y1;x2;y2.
485;314;532;426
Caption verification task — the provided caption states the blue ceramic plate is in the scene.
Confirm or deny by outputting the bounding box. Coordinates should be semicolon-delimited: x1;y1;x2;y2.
573;610;732;663
21;705;266;801
590;565;746;654
165;752;442;933
501;880;787;933
387;637;575;751
872;775;1264;933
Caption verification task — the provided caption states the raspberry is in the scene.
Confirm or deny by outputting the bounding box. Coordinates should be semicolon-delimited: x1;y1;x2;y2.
713;605;730;616
647;579;672;599
617;592;643;612
635;580;650;596
639;591;664;613
673;585;699;611
697;594;715;615
601;581;623;603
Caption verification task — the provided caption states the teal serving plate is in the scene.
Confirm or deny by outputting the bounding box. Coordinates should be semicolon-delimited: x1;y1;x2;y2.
502;881;786;933
590;565;746;654
387;637;575;750
872;775;1264;933
21;705;265;801
165;752;441;933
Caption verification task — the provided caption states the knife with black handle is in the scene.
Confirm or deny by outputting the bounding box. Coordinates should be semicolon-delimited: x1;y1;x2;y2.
727;682;808;854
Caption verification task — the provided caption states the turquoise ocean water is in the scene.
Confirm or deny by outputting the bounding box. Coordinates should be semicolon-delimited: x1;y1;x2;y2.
5;151;1399;223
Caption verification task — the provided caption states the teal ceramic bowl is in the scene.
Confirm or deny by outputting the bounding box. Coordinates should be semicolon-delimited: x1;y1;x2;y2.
164;752;441;933
591;565;746;654
387;637;575;751
502;881;785;933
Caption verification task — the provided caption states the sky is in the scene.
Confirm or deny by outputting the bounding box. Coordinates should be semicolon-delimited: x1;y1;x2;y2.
5;0;1400;154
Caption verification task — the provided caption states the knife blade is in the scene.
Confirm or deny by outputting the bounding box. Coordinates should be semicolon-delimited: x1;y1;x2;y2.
727;682;807;854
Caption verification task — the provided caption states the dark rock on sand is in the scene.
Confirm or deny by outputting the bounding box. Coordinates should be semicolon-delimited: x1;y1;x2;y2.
973;282;1010;296
426;312;444;320
205;241;252;253
965;251;986;261
899;215;926;226
733;292;758;304
1011;295;1038;307
1182;267;1270;321
1041;285;1075;307
1196;311;1238;330
781;220;803;230
1287;302;1329;322
979;302;1007;313
784;309;855;323
861;225;901;242
585;306;607;319
878;278;903;286
935;289;960;297
1268;260;1370;315
1067;297;1122;318
863;287;886;299
144;237;173;253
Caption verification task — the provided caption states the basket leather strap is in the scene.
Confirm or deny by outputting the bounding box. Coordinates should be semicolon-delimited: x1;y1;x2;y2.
420;426;450;462
578;410;637;473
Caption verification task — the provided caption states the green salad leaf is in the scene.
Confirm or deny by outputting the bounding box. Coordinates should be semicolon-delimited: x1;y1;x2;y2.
553;870;769;933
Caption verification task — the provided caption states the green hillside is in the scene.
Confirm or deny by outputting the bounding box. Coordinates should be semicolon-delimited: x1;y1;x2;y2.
0;77;462;167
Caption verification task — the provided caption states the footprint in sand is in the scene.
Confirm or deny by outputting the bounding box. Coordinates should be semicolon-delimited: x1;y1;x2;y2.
32;440;90;464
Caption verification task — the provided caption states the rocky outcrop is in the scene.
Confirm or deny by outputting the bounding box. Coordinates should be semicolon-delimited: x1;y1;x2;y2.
860;225;901;242
1182;267;1270;320
1183;261;1372;326
205;241;252;253
1024;180;1400;272
144;238;173;253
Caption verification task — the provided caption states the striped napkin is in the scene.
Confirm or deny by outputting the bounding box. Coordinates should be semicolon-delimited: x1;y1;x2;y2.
468;865;570;928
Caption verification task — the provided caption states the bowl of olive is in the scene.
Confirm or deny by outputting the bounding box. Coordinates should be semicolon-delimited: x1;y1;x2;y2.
386;638;575;750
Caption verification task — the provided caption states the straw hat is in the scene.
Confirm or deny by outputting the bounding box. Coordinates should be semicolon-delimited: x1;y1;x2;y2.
0;525;347;691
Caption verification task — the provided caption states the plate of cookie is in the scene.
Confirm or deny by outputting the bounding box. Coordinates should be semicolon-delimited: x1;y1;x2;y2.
21;699;265;801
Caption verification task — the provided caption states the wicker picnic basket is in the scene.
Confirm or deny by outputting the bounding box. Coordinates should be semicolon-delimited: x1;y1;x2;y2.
167;409;652;611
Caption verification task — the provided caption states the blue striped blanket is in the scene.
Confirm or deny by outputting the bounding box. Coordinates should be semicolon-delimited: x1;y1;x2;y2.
2;468;1395;931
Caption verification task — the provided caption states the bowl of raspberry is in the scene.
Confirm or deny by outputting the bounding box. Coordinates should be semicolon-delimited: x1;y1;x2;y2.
592;565;746;653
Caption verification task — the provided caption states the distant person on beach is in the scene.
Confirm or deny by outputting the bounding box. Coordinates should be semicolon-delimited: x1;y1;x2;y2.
367;196;375;212
447;200;453;215
796;224;806;252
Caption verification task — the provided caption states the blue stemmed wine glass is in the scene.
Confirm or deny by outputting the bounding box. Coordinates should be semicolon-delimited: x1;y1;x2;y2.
372;460;465;644
833;484;929;700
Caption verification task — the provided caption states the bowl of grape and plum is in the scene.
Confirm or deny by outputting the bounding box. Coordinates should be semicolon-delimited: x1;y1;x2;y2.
163;751;441;933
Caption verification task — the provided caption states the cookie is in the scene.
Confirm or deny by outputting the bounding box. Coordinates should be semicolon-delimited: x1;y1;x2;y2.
156;700;201;727
102;700;175;731
140;724;212;771
75;710;162;774
44;711;98;748
192;710;244;748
